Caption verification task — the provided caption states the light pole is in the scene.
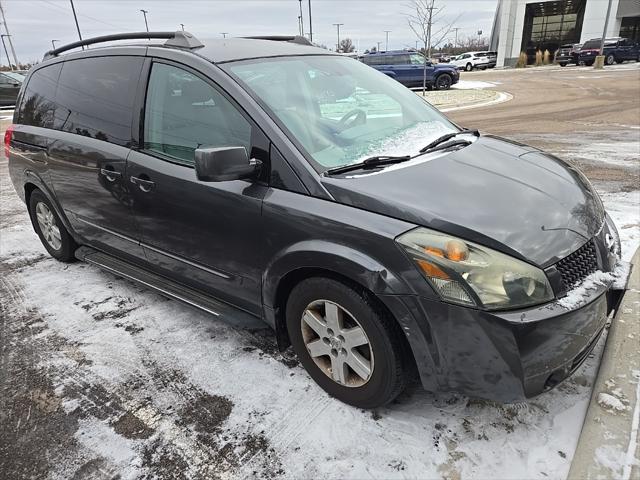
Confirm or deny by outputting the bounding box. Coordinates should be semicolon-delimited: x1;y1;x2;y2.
140;9;149;33
333;23;343;52
180;23;184;31
0;34;12;70
0;1;18;66
308;0;313;42
376;41;381;52
298;0;304;37
477;30;482;49
220;32;228;38
51;39;60;50
384;30;391;51
453;27;460;53
69;0;84;49
596;0;614;68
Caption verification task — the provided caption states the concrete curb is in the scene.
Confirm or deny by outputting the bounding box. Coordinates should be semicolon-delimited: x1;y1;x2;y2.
568;248;640;480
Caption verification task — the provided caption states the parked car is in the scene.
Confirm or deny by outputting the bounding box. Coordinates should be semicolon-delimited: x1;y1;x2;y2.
360;50;459;89
431;53;451;63
8;32;627;409
578;37;640;66
449;51;491;71
555;43;582;66
0;71;24;106
477;51;497;68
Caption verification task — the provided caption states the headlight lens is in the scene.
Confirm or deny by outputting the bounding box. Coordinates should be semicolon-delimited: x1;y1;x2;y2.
397;227;554;310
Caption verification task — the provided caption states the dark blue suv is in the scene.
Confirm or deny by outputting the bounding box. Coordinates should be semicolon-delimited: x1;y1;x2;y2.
578;37;640;66
361;51;459;90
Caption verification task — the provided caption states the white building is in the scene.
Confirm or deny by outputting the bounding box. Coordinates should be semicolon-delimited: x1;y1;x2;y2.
490;0;640;67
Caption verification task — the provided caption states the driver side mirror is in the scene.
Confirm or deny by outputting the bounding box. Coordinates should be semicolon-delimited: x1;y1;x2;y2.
195;146;261;182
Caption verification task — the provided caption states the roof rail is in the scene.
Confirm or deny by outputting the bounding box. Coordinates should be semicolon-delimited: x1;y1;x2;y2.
243;35;313;46
43;31;203;60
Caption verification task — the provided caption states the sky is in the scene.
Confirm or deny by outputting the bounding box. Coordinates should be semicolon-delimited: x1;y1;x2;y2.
1;0;498;64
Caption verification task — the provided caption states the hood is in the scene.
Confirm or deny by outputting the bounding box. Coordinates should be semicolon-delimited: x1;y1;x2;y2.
322;136;604;267
434;63;456;69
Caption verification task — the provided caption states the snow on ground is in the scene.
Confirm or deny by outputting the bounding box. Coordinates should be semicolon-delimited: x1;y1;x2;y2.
1;130;639;478
451;80;497;90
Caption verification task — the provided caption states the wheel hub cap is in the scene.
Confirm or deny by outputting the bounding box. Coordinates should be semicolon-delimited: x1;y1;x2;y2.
35;202;62;251
301;300;374;387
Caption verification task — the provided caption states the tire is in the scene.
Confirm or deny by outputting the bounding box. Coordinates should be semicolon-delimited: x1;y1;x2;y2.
560;62;567;67
585;60;594;66
465;63;473;72
435;73;452;90
29;190;77;262
606;54;615;66
286;277;408;409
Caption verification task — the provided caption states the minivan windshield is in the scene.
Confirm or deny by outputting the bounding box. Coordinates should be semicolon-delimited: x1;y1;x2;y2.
226;55;457;171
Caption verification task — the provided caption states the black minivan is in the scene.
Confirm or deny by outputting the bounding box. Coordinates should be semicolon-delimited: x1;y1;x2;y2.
7;32;627;409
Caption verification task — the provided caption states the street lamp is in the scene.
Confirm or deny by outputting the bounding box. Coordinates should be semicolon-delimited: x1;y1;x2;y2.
333;23;343;52
220;32;229;38
180;23;185;31
140;9;149;33
384;30;391;51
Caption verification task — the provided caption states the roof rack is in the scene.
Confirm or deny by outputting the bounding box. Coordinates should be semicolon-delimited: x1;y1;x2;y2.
243;35;313;46
43;31;203;60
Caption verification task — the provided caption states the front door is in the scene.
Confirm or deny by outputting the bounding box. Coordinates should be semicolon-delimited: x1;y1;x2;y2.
46;55;147;261
127;61;269;314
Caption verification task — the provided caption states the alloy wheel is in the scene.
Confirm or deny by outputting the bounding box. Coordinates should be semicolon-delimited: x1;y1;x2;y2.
436;75;451;90
606;55;615;65
300;299;374;387
35;202;62;251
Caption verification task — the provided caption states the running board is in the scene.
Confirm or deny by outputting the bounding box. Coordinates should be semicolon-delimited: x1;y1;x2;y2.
74;246;240;319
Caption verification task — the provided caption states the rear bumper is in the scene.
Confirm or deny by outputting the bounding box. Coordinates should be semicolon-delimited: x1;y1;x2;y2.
379;280;625;403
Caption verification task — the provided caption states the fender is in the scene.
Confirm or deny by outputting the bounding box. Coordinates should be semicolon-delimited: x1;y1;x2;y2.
263;239;407;310
22;169;82;244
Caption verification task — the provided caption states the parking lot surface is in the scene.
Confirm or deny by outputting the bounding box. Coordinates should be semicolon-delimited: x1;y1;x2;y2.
1;63;639;479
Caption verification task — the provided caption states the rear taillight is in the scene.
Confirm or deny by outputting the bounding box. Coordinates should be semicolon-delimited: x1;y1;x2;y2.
4;124;14;158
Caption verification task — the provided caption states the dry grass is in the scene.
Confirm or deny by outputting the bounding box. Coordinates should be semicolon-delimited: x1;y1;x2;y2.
516;51;528;68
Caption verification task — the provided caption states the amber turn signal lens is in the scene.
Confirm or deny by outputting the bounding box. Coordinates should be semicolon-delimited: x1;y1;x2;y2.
416;259;450;279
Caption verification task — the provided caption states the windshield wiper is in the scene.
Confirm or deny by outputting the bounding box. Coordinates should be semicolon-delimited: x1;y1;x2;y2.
419;129;479;153
325;155;411;175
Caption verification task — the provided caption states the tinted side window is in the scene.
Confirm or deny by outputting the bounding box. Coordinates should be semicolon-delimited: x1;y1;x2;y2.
395;55;411;64
18;63;62;129
143;63;252;165
54;56;144;147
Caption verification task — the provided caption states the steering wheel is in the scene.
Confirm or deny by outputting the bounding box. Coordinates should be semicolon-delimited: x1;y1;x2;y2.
337;108;367;130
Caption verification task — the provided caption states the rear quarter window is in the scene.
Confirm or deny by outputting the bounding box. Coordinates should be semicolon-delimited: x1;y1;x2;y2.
17;63;62;129
54;56;144;147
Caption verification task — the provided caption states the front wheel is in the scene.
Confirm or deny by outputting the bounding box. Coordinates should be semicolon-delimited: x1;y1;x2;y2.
606;54;615;65
465;63;473;72
286;277;408;409
559;62;567;67
435;73;452;90
29;190;77;262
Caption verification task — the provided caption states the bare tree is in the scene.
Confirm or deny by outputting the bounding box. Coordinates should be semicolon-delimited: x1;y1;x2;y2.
339;38;355;53
407;0;460;93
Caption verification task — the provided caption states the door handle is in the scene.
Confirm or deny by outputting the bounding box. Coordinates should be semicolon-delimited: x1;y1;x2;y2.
99;168;122;182
130;175;156;193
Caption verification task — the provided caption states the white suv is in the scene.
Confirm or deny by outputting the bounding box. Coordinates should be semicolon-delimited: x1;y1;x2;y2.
450;52;491;71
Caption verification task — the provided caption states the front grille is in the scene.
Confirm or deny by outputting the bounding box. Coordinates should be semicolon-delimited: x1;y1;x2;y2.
555;240;598;291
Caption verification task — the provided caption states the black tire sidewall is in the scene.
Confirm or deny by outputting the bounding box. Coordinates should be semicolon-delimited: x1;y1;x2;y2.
286;277;405;409
29;190;76;262
606;55;615;65
436;74;451;90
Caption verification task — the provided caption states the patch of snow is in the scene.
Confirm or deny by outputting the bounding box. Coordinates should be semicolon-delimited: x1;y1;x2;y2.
556;262;628;310
597;393;628;412
451;80;496;90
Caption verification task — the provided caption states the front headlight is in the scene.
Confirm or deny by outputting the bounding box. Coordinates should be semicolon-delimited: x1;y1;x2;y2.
397;227;554;310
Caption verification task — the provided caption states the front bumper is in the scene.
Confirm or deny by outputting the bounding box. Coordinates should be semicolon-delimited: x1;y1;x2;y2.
380;278;626;403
